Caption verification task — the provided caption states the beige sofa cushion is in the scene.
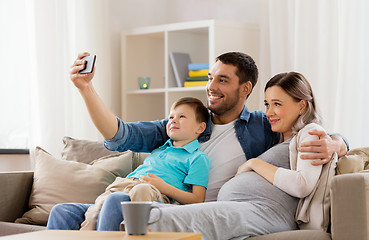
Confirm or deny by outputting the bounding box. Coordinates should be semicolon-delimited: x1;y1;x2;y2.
15;147;132;226
61;136;121;164
336;147;369;174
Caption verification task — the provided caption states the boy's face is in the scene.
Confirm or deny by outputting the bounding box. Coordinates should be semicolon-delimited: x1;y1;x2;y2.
166;104;205;146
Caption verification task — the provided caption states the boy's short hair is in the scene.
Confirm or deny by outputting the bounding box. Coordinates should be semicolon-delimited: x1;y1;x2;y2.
171;97;209;124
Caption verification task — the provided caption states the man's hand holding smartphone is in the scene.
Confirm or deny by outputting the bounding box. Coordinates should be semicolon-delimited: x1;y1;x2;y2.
79;55;96;74
70;52;96;90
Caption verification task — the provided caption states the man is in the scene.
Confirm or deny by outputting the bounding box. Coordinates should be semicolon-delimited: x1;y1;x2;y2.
47;52;347;231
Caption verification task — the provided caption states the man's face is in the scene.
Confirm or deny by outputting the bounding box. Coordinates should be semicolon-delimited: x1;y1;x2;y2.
206;61;244;117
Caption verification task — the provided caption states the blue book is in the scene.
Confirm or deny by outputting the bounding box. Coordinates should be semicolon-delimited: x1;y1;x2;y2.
188;63;209;71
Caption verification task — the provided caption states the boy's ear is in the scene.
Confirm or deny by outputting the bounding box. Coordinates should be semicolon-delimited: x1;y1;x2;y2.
196;122;207;135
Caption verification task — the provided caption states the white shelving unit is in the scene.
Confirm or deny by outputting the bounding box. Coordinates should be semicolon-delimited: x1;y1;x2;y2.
121;20;259;122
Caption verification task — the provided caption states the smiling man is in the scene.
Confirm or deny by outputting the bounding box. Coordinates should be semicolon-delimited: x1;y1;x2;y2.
207;57;254;124
46;51;348;232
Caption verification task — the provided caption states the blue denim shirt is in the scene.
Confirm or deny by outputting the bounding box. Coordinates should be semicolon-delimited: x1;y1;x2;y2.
104;105;281;160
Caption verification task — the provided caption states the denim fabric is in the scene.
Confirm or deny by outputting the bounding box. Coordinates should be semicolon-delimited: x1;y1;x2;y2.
46;203;92;230
105;106;280;160
46;192;130;231
97;192;130;231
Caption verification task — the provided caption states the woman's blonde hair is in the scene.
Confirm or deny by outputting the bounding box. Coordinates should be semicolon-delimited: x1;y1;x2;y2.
264;72;322;136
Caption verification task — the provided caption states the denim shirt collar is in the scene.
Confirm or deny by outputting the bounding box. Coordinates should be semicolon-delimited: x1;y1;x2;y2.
239;105;251;121
199;105;250;143
159;139;201;153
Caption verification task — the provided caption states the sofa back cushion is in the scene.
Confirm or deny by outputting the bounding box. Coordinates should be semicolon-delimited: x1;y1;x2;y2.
15;147;132;226
336;147;369;174
61;136;122;164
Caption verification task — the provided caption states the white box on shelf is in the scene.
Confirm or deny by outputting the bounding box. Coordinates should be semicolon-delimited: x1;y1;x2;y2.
169;52;192;88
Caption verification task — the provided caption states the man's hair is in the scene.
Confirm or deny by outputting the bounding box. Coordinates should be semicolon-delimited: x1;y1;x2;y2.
216;52;259;90
265;72;322;135
171;97;209;124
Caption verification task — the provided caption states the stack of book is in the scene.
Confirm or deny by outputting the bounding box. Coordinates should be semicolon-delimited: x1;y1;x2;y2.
184;63;209;87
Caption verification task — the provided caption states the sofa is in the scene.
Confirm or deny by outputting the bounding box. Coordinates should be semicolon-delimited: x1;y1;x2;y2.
0;137;368;240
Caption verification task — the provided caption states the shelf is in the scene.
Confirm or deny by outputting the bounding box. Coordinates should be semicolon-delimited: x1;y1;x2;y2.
121;20;259;122
127;88;166;94
168;86;206;92
127;86;206;95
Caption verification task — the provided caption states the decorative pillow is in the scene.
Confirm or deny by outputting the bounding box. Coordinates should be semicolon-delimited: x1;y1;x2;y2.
61;136;121;164
15;147;132;226
336;147;369;174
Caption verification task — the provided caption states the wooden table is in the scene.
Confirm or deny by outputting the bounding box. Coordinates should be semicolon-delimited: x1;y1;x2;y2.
0;230;201;240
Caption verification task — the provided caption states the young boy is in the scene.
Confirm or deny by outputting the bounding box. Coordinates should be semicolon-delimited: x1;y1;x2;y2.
125;96;210;204
79;97;210;229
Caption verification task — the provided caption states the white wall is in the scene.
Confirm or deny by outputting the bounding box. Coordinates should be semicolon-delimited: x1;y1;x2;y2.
108;0;261;116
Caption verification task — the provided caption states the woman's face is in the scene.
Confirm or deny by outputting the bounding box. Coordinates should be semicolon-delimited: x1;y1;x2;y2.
264;86;305;140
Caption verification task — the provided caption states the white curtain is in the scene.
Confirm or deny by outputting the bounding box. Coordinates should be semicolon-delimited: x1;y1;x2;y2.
26;0;112;162
259;0;369;149
0;1;30;149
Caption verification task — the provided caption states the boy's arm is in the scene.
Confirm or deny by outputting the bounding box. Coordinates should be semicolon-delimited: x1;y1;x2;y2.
140;173;206;204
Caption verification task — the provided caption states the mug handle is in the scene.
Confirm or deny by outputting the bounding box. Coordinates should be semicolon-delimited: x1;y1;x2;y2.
147;206;162;225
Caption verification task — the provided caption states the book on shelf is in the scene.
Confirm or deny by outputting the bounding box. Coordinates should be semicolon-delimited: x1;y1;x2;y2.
188;63;209;71
186;76;208;81
184;81;208;87
169;52;192;87
188;69;209;77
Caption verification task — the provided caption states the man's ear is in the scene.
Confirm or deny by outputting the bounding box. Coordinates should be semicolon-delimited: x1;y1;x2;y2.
240;81;252;98
196;122;207;135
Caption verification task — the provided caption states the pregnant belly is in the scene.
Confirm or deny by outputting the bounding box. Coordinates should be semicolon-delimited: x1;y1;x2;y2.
218;171;297;205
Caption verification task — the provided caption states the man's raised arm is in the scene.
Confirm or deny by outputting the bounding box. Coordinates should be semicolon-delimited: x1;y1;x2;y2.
70;52;118;140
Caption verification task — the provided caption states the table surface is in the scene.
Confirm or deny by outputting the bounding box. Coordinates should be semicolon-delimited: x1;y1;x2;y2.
0;230;201;240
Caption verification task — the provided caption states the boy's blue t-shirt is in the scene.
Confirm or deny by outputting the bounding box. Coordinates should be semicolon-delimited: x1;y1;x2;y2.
128;139;210;192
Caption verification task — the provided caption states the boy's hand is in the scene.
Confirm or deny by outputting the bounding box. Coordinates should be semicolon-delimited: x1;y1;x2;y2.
70;52;96;90
140;173;168;193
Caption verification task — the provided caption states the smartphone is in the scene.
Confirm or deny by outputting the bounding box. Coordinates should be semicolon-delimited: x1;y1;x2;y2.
79;55;96;74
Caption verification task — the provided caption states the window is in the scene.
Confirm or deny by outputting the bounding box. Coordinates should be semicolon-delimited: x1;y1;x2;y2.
0;0;30;151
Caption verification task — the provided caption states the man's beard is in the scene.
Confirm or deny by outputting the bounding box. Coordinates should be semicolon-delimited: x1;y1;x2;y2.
208;91;240;116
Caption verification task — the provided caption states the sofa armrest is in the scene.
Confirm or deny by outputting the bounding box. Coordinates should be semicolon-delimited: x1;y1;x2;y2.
330;171;369;240
0;171;34;222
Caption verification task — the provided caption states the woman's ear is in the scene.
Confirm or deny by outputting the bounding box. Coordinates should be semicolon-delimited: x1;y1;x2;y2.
299;100;307;113
196;122;207;135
